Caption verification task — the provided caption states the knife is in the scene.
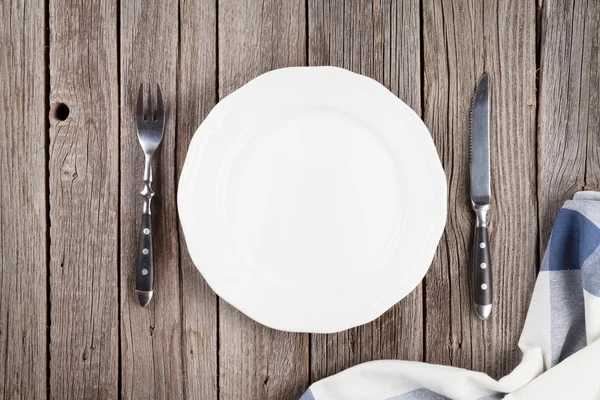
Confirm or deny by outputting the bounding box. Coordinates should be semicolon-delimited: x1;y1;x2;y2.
470;72;492;320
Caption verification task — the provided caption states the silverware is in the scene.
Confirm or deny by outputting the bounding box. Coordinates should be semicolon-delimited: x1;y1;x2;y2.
470;73;492;320
135;83;165;307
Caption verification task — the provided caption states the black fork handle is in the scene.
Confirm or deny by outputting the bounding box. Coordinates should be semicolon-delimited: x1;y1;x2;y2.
136;213;154;306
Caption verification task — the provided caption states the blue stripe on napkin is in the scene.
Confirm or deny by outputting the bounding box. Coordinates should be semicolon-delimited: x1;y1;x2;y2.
386;388;449;400
543;208;594;365
545;209;600;271
300;389;315;400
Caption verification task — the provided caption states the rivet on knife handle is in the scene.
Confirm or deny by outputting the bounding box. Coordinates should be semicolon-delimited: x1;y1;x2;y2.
473;206;492;319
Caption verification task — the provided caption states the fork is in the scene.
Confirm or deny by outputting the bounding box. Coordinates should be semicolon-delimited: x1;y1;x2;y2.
135;83;165;307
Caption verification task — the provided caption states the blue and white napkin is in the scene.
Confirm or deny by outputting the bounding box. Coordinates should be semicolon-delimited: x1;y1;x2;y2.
301;191;600;400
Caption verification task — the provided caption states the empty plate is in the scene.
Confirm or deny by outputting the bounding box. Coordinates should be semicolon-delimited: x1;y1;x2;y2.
178;67;446;333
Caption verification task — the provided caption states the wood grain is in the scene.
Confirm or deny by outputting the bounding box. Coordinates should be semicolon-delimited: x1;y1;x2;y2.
4;0;599;396
0;0;47;398
218;1;309;399
119;0;183;398
307;0;423;383
48;0;119;397
177;0;218;398
581;1;600;199
423;0;537;378
538;0;600;250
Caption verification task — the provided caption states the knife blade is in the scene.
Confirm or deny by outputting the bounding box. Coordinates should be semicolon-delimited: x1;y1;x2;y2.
470;72;492;320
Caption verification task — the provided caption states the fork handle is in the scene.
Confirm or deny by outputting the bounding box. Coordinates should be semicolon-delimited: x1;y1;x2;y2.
136;212;154;306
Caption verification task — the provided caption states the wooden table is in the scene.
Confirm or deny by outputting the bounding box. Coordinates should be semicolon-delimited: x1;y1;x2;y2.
2;0;599;398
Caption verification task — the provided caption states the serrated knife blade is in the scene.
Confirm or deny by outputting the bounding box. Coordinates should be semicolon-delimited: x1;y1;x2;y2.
470;72;492;320
470;72;490;206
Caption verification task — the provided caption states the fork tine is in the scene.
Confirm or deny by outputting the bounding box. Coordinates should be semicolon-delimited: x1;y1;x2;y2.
156;84;164;121
147;84;153;121
136;83;144;119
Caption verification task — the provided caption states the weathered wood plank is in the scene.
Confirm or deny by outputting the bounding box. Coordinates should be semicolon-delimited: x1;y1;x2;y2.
480;0;538;377
423;0;537;377
538;0;600;249
422;5;484;373
581;2;600;197
307;0;423;383
0;0;47;398
177;0;218;398
218;1;309;399
119;0;182;398
48;0;119;397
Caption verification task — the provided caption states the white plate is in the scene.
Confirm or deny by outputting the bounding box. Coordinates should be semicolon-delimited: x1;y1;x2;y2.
178;67;446;333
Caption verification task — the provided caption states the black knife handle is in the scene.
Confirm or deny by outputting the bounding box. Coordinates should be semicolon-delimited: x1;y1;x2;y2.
136;213;154;294
473;225;492;309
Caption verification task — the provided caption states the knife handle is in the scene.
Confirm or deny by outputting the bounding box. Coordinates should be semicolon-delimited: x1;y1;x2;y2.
136;212;154;305
473;208;492;320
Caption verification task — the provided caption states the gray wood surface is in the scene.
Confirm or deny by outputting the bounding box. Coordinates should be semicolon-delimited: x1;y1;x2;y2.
307;0;424;383
422;0;538;378
481;1;538;377
48;0;119;398
177;0;219;399
217;1;309;399
2;0;600;398
538;0;600;250
119;0;183;398
0;1;47;398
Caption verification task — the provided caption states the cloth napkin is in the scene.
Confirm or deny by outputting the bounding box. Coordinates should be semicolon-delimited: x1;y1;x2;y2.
301;191;600;400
